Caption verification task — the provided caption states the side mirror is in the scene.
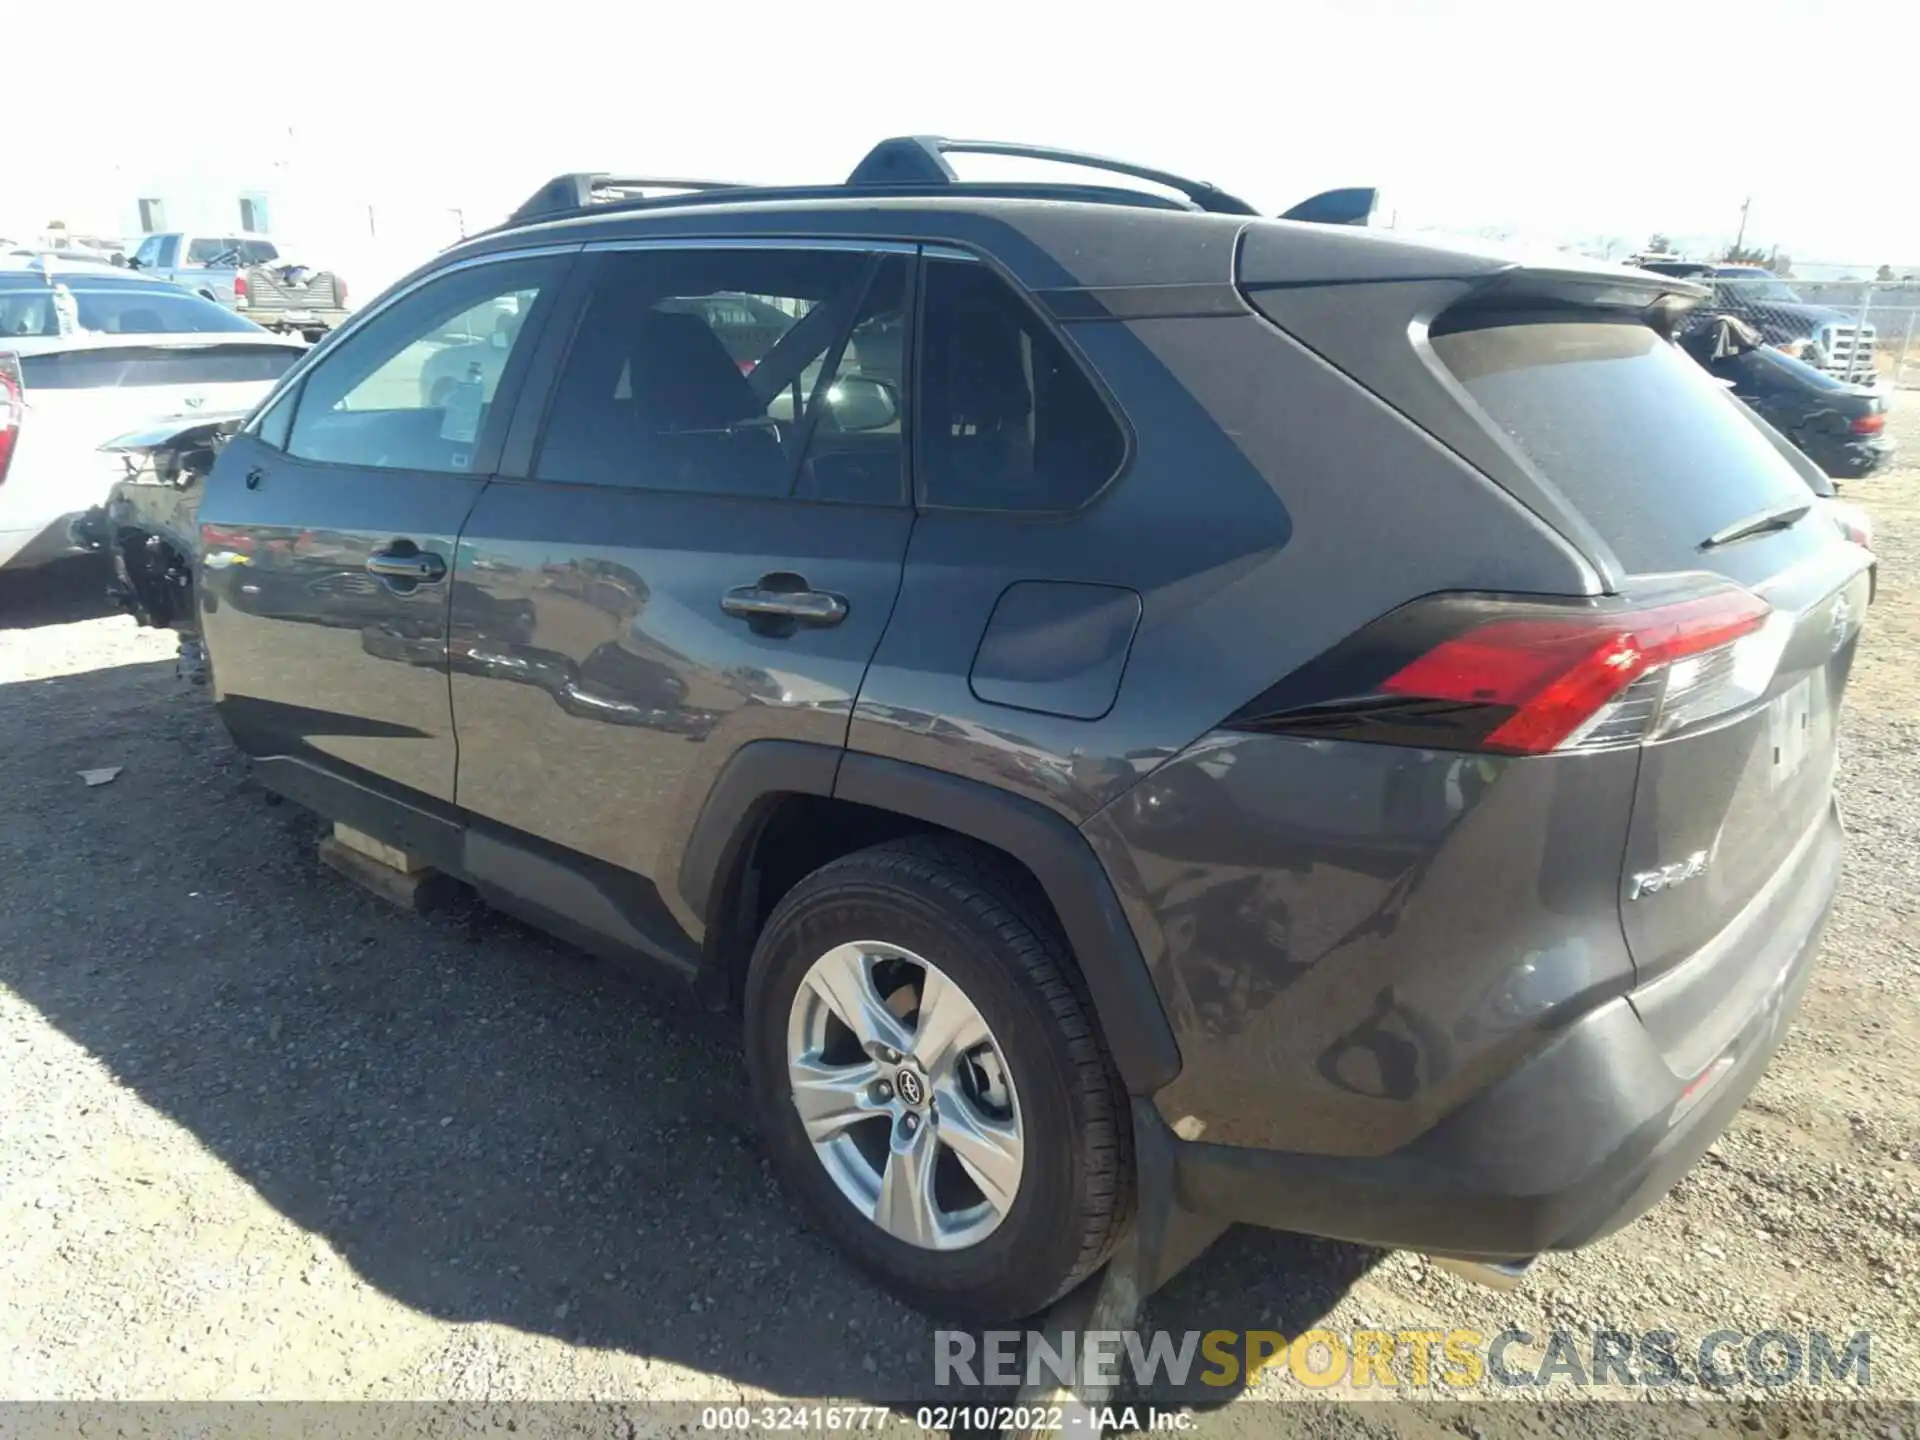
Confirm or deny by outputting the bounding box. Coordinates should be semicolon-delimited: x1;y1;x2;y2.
826;376;899;432
1278;187;1379;227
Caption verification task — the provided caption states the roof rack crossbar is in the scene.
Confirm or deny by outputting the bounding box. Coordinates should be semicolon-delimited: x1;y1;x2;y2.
844;136;1259;216
511;173;744;224
490;180;1199;236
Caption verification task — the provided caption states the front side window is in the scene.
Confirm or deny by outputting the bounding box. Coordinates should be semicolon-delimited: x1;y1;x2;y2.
535;248;906;503
917;259;1124;511
287;255;562;474
153;235;181;268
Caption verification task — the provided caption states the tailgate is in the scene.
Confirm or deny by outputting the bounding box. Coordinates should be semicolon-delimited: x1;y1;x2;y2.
1621;552;1868;983
245;267;345;314
1427;314;1869;988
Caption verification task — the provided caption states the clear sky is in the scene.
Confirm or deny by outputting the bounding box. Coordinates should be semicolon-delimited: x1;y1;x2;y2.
9;0;1917;271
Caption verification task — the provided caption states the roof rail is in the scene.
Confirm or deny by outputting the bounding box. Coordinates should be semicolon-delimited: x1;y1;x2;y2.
846;136;1259;216
511;173;743;224
493;137;1376;233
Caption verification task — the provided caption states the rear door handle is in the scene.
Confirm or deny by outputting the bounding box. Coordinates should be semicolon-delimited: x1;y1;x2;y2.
721;584;848;627
366;546;447;585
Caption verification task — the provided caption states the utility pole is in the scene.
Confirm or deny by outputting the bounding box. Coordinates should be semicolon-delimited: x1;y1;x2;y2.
1733;196;1751;253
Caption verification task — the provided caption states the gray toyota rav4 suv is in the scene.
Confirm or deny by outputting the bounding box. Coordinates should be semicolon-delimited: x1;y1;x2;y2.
93;138;1868;1323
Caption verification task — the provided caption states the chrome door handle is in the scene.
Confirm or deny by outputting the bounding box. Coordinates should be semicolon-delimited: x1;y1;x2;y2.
366;548;447;584
720;585;848;627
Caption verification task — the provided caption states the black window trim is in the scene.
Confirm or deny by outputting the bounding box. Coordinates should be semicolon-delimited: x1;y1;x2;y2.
242;244;584;475
911;244;1135;516
514;235;922;509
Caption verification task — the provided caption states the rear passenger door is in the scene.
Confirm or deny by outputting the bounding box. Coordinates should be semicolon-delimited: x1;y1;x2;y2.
448;242;913;914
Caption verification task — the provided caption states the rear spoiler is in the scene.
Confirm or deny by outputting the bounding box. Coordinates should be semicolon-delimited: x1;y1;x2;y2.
1441;266;1710;336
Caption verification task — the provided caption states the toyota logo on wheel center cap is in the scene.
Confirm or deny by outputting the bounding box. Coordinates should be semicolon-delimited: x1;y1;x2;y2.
894;1068;926;1107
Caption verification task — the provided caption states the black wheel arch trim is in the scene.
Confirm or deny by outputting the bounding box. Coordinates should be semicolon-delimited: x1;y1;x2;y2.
673;739;844;934
676;741;1182;1096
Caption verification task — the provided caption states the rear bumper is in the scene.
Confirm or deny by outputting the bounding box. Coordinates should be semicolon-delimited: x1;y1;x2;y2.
1806;432;1896;480
252;309;348;332
0;517;91;570
1171;801;1841;1260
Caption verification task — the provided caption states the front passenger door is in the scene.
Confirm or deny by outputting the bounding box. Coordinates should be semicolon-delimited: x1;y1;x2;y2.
199;252;572;804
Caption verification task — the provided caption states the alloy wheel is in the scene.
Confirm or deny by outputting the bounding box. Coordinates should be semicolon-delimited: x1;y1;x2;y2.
784;941;1025;1250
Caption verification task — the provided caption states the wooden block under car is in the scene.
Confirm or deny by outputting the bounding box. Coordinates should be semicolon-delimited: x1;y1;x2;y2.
318;824;459;913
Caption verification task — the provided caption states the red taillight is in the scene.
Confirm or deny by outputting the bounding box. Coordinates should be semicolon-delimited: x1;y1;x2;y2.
199;523;255;553
1829;500;1873;551
233;272;248;301
1227;580;1781;756
738;358;757;373
1383;590;1770;753
1850;413;1885;435
0;352;23;489
337;278;348;307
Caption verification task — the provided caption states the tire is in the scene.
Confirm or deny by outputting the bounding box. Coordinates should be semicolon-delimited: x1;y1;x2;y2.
744;836;1132;1322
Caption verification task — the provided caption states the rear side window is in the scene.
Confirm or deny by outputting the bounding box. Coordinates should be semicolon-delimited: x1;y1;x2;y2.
917;260;1124;511
0;284;261;336
186;238;234;265
1431;318;1815;572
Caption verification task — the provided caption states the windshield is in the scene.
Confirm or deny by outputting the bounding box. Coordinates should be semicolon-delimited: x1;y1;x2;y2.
0;282;263;336
1719;275;1802;303
186;238;237;265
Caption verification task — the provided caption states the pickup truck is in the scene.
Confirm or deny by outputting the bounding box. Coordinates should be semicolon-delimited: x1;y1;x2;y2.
127;233;349;341
1633;258;1880;384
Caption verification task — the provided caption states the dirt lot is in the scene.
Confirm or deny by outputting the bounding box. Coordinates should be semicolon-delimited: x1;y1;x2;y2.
3;409;1917;1431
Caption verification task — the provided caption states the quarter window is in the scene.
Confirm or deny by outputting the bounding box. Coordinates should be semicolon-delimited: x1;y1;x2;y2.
535;248;906;504
917;259;1124;511
286;255;561;474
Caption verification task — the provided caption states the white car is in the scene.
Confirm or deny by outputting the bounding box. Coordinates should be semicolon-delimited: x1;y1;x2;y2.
0;259;307;570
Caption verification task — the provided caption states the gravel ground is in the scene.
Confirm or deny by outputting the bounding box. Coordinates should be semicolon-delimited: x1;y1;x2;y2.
2;411;1917;1433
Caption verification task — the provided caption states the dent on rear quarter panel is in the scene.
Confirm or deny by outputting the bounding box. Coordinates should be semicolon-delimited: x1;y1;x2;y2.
1084;733;1641;1158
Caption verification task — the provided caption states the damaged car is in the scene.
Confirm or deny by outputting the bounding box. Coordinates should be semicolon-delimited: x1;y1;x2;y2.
2;257;305;576
72;414;245;681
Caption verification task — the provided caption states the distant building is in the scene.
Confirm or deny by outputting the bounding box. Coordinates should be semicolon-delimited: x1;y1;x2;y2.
121;178;278;241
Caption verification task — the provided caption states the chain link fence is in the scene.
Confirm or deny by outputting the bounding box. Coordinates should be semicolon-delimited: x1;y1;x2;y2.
1639;264;1920;389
